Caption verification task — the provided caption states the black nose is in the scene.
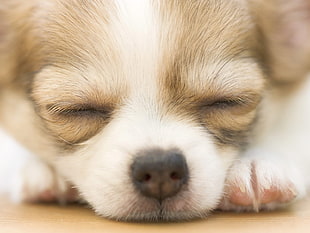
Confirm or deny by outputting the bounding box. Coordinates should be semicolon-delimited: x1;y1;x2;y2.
131;149;189;201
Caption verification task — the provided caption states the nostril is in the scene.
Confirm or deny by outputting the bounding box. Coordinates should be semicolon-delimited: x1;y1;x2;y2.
170;171;180;180
143;173;152;182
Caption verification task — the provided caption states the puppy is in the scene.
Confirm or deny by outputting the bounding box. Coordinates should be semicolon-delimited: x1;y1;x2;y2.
1;0;310;221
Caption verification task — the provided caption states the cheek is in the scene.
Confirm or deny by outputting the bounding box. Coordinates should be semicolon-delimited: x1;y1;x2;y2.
41;115;106;144
54;118;238;215
203;110;258;147
181;138;238;207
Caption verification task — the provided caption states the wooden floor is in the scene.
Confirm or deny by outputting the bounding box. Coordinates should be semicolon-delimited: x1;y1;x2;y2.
1;196;310;233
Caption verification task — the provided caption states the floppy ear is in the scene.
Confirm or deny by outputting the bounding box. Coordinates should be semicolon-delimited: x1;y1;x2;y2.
253;0;310;82
0;2;42;87
0;6;17;86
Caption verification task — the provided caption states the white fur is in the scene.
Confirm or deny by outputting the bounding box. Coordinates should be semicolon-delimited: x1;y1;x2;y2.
48;2;241;217
1;0;310;222
0;129;30;194
113;0;160;92
220;77;310;211
1;1;234;220
0;129;69;203
55;109;236;220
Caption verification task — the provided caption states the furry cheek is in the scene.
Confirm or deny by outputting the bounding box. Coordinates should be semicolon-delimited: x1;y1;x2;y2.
53;111;237;220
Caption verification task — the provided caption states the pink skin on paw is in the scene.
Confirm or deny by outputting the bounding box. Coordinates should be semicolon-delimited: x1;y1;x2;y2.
226;178;297;208
228;186;253;206
66;187;77;200
224;162;298;209
38;190;57;202
25;186;79;204
63;186;79;203
260;185;297;204
228;185;297;207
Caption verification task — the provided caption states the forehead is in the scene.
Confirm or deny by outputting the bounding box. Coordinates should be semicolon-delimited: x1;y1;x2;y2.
37;0;262;98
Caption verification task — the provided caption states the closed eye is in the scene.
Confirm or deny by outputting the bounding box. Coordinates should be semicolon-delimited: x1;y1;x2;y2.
207;98;246;109
35;102;116;145
199;93;260;112
46;103;114;119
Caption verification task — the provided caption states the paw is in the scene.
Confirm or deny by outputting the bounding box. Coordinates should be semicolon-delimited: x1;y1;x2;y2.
219;158;305;211
10;156;78;204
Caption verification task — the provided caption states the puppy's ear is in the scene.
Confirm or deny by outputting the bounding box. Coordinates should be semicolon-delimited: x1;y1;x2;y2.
0;6;17;86
253;0;310;82
0;2;42;88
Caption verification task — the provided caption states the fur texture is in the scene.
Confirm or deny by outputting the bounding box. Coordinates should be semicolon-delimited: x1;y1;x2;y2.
0;0;310;222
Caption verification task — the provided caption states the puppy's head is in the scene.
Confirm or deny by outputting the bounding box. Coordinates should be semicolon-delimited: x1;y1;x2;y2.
1;0;310;221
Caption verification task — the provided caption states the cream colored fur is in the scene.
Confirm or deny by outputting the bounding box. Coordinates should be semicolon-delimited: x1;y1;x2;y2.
1;0;310;221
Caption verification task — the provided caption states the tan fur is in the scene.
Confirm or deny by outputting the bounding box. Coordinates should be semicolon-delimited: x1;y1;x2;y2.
5;0;262;147
155;0;265;147
1;0;308;150
251;0;310;82
1;0;310;221
32;67;125;144
0;0;43;88
0;0;53;158
0;87;57;162
0;0;126;145
1;0;309;156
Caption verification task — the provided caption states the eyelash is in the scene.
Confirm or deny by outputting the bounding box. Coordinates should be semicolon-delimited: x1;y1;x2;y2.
47;105;113;118
208;99;244;109
45;96;248;120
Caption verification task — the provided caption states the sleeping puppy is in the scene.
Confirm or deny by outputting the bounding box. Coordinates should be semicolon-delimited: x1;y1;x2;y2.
1;0;310;221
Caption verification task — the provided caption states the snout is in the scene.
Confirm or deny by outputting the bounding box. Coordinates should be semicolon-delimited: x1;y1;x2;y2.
131;149;189;201
70;121;227;221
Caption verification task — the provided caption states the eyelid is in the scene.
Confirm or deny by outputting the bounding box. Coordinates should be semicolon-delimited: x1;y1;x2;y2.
201;97;244;107
46;103;113;117
209;99;243;108
200;93;261;110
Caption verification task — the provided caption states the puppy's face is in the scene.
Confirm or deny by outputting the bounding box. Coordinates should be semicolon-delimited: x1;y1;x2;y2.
28;0;265;221
0;0;305;221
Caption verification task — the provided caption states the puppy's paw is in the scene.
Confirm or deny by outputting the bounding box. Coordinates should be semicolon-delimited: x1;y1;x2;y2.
10;157;78;204
219;158;305;211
